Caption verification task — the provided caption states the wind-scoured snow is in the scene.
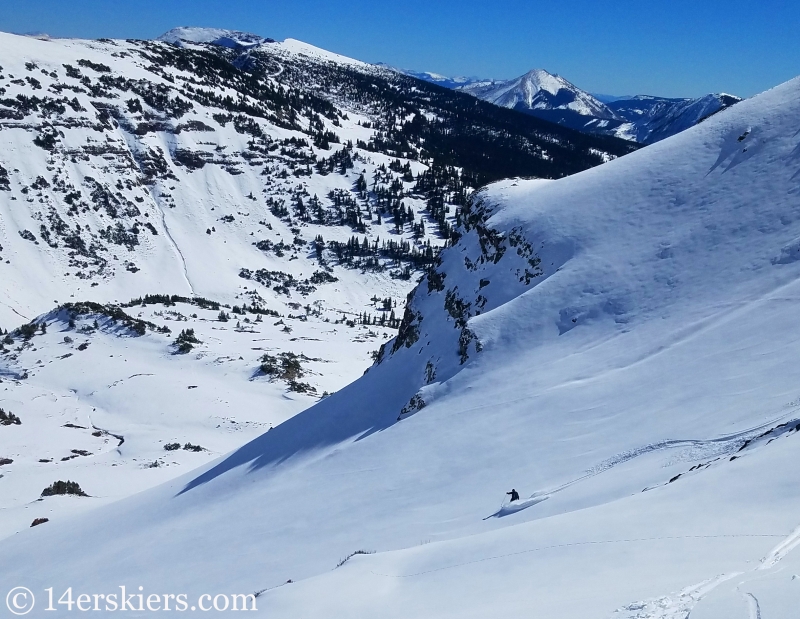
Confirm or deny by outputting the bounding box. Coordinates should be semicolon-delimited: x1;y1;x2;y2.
2;47;800;619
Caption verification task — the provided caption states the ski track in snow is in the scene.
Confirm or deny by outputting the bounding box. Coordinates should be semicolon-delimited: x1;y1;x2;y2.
367;537;782;581
0;299;30;321
484;495;550;519
90;373;155;395
479;403;800;522
155;201;196;296
611;573;741;619
758;523;800;570
476;405;800;524
743;592;762;619
611;523;800;617
527;405;800;503
268;62;284;79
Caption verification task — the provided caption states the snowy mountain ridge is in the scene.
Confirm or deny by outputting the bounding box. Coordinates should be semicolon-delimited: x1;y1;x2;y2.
375;64;483;90
2;42;800;617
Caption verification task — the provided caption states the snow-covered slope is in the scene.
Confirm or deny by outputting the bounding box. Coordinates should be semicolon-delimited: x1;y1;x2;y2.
3;63;800;618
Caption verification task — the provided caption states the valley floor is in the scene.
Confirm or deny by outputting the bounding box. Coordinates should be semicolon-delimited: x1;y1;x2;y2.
0;297;397;540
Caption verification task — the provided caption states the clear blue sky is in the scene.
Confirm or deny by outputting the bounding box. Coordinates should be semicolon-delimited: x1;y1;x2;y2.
1;0;797;98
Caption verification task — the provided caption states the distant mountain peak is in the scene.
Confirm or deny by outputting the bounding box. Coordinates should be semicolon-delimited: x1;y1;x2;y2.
521;67;565;86
458;68;617;121
157;27;274;49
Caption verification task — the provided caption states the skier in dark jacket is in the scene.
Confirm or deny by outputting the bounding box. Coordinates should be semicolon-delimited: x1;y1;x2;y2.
507;489;520;502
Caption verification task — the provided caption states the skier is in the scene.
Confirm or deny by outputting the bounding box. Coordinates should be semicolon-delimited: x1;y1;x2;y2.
506;488;520;502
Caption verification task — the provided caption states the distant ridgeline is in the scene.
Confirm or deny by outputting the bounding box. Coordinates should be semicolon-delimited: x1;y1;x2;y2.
159;37;638;183
398;66;743;145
